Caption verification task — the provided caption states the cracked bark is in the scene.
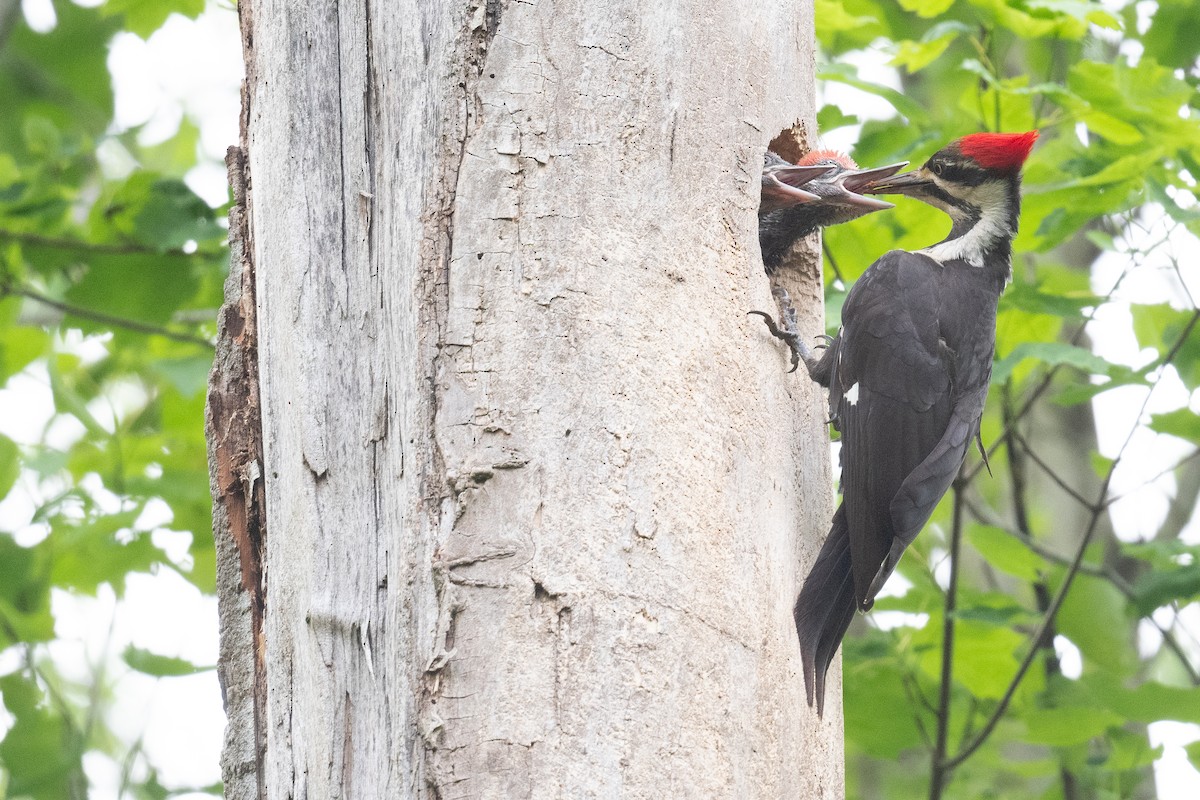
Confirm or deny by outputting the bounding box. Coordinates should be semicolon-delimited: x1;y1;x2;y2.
214;0;842;796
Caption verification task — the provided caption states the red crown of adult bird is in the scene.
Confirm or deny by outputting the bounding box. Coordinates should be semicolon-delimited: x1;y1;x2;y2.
758;131;1039;715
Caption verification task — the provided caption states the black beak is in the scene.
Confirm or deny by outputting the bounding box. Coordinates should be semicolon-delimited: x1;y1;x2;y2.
864;167;934;196
835;162;908;210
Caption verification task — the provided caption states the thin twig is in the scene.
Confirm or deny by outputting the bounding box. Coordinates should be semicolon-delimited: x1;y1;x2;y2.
899;671;935;749
0;228;220;258
1014;431;1096;511
928;480;966;800
1103;447;1200;511
822;239;847;289
3;284;214;348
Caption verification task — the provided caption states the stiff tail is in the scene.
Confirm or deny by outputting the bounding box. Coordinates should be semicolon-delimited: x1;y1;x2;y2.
794;506;857;716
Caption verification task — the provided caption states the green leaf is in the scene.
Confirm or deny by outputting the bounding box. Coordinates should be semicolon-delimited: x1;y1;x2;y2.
1103;727;1162;771
814;0;878;33
1057;575;1137;675
968;0;1088;38
999;282;1098;320
0;535;55;646
1023;706;1122;746
0;673;83;799
48;512;166;596
1053;365;1147;406
844;638;929;758
0;433;19;498
1040;150;1162;193
1089;451;1115;478
1;2;121;143
22;117;62;158
136;118;202;178
818;63;928;121
64;251;198;328
1187;739;1200;771
122;645;213;677
816;105;859;132
1082;673;1200;725
892;32;958;73
1148;408;1200;445
102;0;207;39
992;342;1114;385
967;526;1043;581
916;615;1028;699
95;173;219;251
1142;0;1200;69
0;299;49;380
1131;563;1200;615
897;0;956;17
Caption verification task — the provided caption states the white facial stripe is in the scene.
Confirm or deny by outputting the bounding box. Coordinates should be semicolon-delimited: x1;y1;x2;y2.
920;179;1010;268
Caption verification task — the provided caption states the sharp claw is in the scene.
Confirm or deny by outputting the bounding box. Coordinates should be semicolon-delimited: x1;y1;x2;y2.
749;310;802;372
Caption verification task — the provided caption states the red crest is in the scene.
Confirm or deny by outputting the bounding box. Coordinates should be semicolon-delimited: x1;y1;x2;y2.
798;149;858;170
956;131;1039;173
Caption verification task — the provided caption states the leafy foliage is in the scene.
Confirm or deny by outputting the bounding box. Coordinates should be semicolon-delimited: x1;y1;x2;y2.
816;1;1200;797
0;1;222;796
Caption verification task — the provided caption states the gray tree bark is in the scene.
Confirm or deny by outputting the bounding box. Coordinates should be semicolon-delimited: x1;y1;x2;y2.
209;1;842;797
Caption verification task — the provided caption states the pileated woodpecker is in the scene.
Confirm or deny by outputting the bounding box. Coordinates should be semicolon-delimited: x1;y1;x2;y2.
759;150;906;272
760;131;1039;715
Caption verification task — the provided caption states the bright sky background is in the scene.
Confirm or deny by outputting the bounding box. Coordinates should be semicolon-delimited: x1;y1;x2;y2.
0;1;1196;797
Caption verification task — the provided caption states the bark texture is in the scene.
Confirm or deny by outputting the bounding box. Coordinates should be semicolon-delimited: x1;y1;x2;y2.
214;0;842;796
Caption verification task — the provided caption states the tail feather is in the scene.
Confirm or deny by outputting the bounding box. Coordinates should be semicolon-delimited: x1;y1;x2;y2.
794;506;857;716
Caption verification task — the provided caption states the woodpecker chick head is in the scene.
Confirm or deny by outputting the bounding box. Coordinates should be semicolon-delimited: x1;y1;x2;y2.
770;150;907;225
760;152;833;213
758;150;908;271
864;131;1038;223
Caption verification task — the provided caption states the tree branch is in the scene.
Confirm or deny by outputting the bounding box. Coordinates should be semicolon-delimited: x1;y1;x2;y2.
929;480;966;800
3;284;214;348
1013;431;1095;511
0;228;220;258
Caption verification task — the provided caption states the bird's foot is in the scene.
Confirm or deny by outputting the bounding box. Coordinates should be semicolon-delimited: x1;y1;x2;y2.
749;310;803;373
750;287;818;374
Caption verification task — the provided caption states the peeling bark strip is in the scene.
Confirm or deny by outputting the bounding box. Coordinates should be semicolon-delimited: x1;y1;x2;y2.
207;3;268;796
206;2;267;796
207;142;268;800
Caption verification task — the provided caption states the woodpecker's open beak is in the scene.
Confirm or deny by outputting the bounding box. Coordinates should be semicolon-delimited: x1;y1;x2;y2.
863;167;934;197
761;164;832;209
835;162;908;210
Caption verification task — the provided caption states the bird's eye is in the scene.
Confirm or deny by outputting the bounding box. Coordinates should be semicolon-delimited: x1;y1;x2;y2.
931;162;945;177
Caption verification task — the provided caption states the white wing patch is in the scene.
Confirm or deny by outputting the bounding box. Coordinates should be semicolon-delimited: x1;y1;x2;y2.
845;382;860;405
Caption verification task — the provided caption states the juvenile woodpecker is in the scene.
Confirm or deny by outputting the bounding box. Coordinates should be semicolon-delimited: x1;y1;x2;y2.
758;150;906;272
762;131;1039;714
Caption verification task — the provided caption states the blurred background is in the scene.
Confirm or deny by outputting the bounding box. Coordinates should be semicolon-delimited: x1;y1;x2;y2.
0;1;1196;798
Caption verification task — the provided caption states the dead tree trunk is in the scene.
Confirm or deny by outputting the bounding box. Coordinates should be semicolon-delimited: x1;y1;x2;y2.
207;1;842;797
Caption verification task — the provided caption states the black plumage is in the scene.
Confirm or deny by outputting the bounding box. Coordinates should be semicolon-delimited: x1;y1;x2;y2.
768;132;1039;715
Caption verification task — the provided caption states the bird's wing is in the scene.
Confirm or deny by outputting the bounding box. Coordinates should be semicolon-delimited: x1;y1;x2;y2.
833;250;956;609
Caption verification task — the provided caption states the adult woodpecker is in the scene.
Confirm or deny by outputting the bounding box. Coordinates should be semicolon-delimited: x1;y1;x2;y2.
761;131;1039;715
759;150;906;272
